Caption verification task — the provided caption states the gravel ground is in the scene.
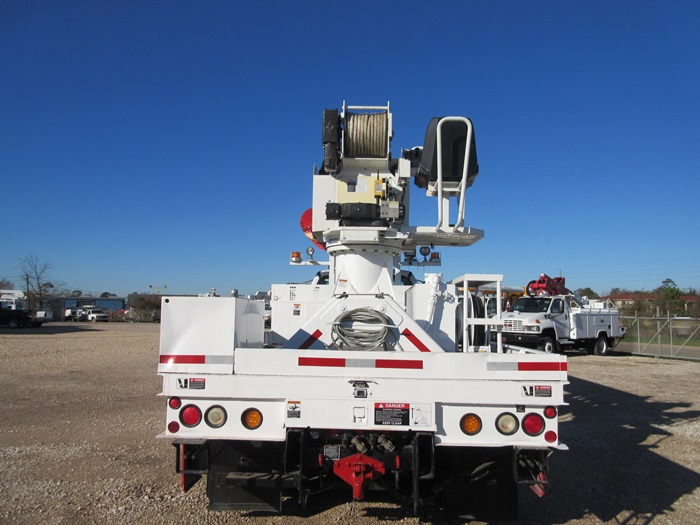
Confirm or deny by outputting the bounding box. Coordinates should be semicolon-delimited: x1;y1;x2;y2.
0;322;698;524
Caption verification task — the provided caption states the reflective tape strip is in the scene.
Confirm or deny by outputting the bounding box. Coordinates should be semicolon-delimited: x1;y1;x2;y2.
401;328;431;352
487;361;567;372
298;357;423;369
299;329;323;349
159;355;233;365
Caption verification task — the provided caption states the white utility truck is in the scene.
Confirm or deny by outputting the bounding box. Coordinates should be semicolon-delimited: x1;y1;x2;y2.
65;306;109;322
157;103;568;518
502;274;626;355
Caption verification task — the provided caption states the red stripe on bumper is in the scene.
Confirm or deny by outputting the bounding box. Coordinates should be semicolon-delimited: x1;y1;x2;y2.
298;357;346;367
159;355;206;364
376;359;423;369
518;361;567;372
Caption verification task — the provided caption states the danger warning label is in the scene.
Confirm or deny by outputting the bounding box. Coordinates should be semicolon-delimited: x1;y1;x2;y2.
374;403;410;426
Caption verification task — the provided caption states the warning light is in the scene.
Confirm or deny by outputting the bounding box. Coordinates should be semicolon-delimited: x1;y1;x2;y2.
290;251;302;263
430;252;441;261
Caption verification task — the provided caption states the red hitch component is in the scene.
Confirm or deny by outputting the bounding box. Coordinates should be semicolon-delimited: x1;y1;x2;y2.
333;453;386;500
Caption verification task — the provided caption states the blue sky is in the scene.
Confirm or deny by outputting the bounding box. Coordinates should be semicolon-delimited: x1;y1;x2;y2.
2;0;699;297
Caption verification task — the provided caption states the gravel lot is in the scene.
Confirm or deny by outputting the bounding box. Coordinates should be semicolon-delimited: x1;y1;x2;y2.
1;322;698;524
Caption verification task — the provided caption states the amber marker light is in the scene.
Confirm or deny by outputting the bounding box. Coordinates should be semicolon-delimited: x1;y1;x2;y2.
241;408;263;430
459;413;482;436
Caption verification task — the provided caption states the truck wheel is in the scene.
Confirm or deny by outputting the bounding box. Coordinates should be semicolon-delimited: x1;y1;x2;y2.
539;336;558;353
7;318;19;329
593;336;611;356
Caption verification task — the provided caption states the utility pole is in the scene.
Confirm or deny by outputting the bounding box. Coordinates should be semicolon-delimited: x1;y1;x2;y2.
150;284;167;295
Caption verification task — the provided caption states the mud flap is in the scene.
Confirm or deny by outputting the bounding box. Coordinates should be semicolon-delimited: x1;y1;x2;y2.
515;448;551;497
175;442;206;493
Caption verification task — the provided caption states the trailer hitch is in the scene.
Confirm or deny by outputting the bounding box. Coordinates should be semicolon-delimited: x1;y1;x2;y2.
333;453;386;500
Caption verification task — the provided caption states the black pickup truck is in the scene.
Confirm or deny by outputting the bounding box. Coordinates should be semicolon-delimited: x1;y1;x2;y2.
0;309;43;328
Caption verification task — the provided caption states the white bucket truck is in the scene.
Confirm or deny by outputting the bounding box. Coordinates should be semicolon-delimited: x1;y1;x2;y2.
502;274;626;355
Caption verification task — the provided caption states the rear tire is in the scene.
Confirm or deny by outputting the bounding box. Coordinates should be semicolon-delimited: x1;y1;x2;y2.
7;318;20;329
593;335;612;356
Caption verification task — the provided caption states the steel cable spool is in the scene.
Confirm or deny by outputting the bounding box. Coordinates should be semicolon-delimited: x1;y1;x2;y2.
345;112;388;158
332;307;391;350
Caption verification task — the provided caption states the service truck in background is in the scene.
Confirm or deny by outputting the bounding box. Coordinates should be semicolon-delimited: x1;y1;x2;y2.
502;274;627;355
157;103;568;519
0;290;49;328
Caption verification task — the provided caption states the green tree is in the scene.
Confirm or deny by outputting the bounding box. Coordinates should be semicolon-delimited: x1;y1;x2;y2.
575;287;599;299
653;278;684;316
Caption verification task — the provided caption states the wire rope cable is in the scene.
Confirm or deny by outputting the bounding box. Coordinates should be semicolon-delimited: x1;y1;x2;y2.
345;112;388;158
331;307;391;350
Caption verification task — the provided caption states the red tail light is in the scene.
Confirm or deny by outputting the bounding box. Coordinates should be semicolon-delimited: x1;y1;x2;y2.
180;405;202;427
169;397;182;410
544;406;557;419
522;413;545;436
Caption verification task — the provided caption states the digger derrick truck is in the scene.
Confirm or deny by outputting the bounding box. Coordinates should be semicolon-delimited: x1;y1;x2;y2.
157;103;568;518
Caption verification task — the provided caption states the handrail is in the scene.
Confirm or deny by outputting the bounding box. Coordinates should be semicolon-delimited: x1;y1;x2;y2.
434;117;473;231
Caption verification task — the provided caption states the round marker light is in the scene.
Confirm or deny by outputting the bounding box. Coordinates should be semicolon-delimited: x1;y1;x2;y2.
180;405;202;427
544;406;557;419
459;413;482;436
167;421;180;433
169;397;181;410
496;412;519;435
205;406;227;428
241;408;263;430
522;413;545;436
545;430;558;443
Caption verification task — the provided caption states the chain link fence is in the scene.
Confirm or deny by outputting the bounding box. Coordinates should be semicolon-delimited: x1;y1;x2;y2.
617;315;700;360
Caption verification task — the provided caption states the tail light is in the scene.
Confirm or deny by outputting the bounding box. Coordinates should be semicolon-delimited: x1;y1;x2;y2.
545;430;558;443
180;405;202;427
459;413;482;436
544;406;557;419
241;408;263;430
169;397;182;410
522;413;545;436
